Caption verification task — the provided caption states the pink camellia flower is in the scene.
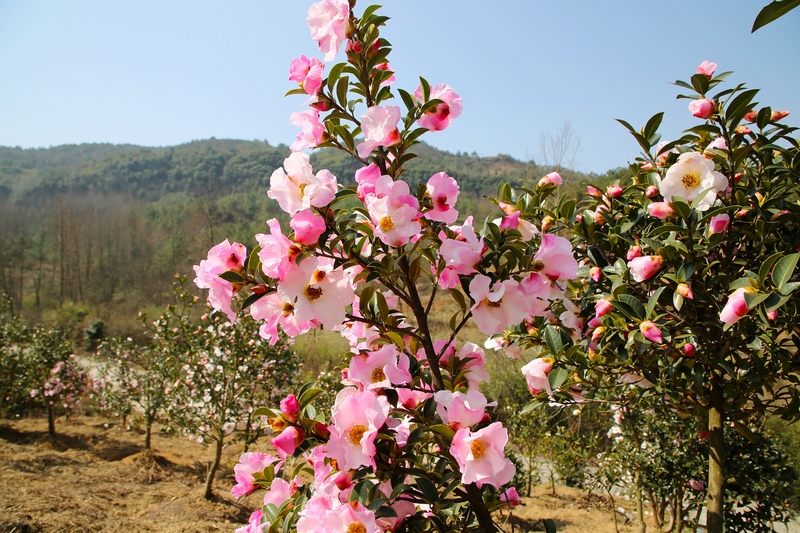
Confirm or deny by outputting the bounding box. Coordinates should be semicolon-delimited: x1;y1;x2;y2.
704;137;728;154
720;287;754;325
348;344;412;390
469;275;531;335
660;152;728;211
231;451;280;498
689;98;717;119
424;172;460;223
627;245;642;261
328;501;380;533
689;479;705;491
269;152;338;215
595;298;613;318
280;394;301;422
250;291;315;344
451;422;516;488
531;233;579;281
326;388;390;471
289;55;325;96
586;185;602;197
365;175;421;247
193;240;247;322
354;163;382;199
263;476;301;509
414;84;463;132
521;357;553;396
648;202;676;219
500;487;521;507
645;185;660;198
709;213;731;234
697;61;717;79
589;266;602;282
434;389;489;430
683;343;697;357
607;184;623;198
290;209;327;247
306;0;349;62
628;255;663;282
771;110;790;122
257;219;298;280
357;105;402;158
271;426;305;459
277;257;354;330
677;283;694;300
539;172;562;187
639;321;663;344
290;109;326;152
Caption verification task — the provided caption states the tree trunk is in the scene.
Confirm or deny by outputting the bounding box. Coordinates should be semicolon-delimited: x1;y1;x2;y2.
636;471;646;533
145;415;153;451
204;434;224;500
706;377;725;533
47;405;56;437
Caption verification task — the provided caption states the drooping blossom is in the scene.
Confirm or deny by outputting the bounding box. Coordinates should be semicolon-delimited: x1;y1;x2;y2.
538;172;562;187
720;287;754;325
289;55;325;96
268;152;338;215
469;275;530;335
438;220;484;287
278;257;354;330
424;172;459;223
326;388;390;471
521;357;553;396
660;152;727;211
697;61;717;79
306;0;349;62
709;213;730;234
451;422;516;488
231;451;281;498
689;98;716;119
290;109;326;152
689;479;705;491
639;321;663;344
357;105;401;158
365;175;421;247
414;83;462;131
628;255;663;282
647;202;676;219
193;240;247;322
291;209;327;246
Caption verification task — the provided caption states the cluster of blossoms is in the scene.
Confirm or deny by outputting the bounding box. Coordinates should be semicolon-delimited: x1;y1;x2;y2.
192;2;580;532
31;355;88;412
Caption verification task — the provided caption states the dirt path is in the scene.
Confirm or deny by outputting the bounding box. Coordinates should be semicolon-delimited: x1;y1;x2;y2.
1;416;649;533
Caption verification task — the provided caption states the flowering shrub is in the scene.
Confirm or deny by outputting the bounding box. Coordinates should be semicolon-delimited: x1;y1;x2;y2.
149;280;298;499
193;2;573;532
504;63;799;533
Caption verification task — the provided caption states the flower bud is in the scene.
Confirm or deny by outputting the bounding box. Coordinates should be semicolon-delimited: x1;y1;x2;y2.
771;110;790;122
639;321;663;344
586;185;602;197
627;245;642;261
607;184;623;198
591;326;606;342
677;283;694;300
744;110;758;123
689;98;716;119
280;394;301;422
709;213;730;234
645;185;659;198
541;215;554;231
682;343;696;357
696;61;717;79
641;161;655;171
590;266;601;282
734;125;751;135
647;202;676;219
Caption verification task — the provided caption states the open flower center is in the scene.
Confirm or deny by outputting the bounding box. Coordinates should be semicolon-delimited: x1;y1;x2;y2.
483;298;503;309
282;303;295;316
379;216;395;231
681;173;700;189
304;285;323;301
470;439;486;459
371;367;386;383
298;183;307;198
348;424;368;445
532;260;545;272
347;523;367;533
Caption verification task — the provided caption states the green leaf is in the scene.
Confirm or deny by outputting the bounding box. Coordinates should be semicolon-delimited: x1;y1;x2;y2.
548;366;569;391
543;326;563;356
419;77;431;102
298;388;324;409
219;270;245;283
772;253;799;291
758;252;783;286
646;286;665;318
690;73;710;95
252;406;277;419
644;112;664;140
428;424;455;440
744;291;770;310
415;477;438;504
617;294;646;320
752;0;800;32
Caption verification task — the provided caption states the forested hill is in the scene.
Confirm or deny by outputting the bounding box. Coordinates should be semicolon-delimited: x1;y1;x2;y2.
0;139;604;202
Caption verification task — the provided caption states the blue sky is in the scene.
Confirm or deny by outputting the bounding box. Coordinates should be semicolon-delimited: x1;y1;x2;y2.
0;1;798;173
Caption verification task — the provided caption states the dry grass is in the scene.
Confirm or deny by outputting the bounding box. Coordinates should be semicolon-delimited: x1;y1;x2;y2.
0;416;643;533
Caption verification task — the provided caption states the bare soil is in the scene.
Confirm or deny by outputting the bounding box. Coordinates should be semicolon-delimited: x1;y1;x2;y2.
0;417;646;533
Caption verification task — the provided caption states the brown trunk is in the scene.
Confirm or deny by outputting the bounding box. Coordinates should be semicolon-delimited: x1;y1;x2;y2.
203;433;224;500
636;471;646;533
47;405;56;437
145;417;153;451
706;376;725;533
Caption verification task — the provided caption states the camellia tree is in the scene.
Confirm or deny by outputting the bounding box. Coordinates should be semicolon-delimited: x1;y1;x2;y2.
192;1;578;532
501;62;799;533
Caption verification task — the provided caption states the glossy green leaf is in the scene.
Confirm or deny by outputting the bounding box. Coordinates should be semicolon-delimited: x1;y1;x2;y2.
752;0;800;32
772;253;799;291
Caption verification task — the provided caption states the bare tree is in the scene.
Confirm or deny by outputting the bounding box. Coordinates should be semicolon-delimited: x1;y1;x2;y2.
537;118;582;171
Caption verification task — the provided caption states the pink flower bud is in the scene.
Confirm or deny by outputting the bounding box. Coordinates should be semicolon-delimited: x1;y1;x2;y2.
591;326;606;342
641;161;655;171
771;110;790;122
500;487;521;507
590;266;601;282
677;283;694;300
271;426;305;459
735;125;751;135
689;479;705;491
280;394;301;422
586;185;602;197
575;214;583;223
767;310;778;321
541;215;554;231
639;321;663;344
689;98;716;119
647;202;676;219
682;343;696;357
595;298;613;317
607;185;623;198
627;256;663;282
697;61;717;79
627;245;642;261
719;288;754;325
645;185;659;198
538;172;562;187
744;110;758;123
709;214;730;234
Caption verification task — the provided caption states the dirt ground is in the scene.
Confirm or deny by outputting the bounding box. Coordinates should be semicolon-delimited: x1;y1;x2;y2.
1;416;648;533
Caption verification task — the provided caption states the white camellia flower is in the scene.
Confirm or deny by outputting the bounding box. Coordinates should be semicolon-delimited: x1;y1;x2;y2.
659;152;728;211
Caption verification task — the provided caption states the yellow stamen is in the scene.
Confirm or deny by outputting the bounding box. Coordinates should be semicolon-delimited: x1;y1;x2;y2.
371;368;386;383
379;216;394;231
304;286;323;301
348;424;367;445
471;440;485;459
681;173;700;189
